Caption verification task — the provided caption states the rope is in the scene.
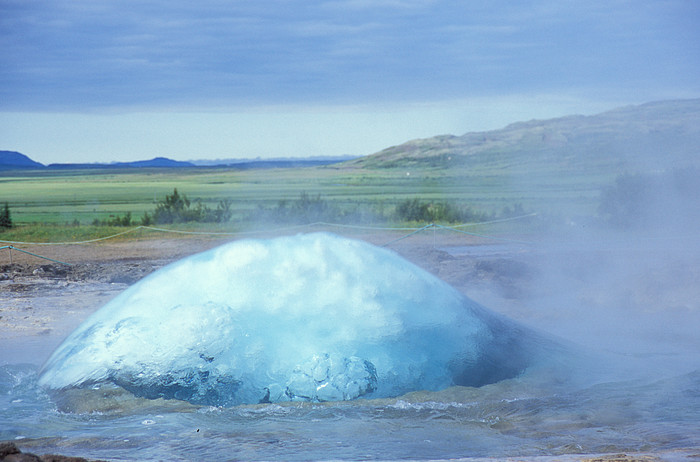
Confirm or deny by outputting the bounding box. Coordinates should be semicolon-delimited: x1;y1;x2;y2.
1;245;72;266
0;222;427;245
380;224;436;247
0;226;144;245
311;222;426;231
378;223;534;247
433;224;533;245
0;214;536;267
0;213;536;246
450;212;538;228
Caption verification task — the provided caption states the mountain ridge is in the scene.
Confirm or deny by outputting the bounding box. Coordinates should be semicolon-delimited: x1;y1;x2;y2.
346;98;700;174
0;150;45;169
47;157;196;169
3;99;699;174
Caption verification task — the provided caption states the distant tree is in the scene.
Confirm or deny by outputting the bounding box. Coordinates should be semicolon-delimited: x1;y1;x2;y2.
0;202;12;229
598;173;652;228
395;198;428;222
599;168;700;229
154;188;190;224
214;199;233;223
151;188;232;224
394;198;488;223
141;211;153;226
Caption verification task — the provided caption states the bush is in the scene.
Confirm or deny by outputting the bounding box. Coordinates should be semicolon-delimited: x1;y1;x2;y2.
92;212;132;227
394;199;489;223
267;192;337;224
0;202;12;229
598;173;651;228
253;192;387;225
598;169;700;229
88;189;233;227
152;188;232;224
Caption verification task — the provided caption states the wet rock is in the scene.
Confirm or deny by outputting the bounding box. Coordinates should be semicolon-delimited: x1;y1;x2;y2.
0;442;105;462
0;442;21;458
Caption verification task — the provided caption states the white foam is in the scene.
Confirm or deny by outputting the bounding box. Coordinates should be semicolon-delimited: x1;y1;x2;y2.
38;233;533;406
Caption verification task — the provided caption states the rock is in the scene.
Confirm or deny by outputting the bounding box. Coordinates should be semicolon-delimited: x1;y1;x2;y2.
3;452;42;461
0;442;105;462
0;442;21;458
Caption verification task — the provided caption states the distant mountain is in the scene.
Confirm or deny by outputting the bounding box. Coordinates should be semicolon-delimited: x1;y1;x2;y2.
0;150;45;170
1;151;353;171
208;159;355;169
190;155;359;168
48;157;195;169
116;157;195;168
346;99;700;175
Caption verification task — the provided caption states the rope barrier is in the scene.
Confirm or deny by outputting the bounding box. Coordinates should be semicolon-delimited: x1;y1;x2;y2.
310;222;427;231
0;226;144;245
0;222;424;246
0;214;536;266
1;245;72;266
449;212;538;228
379;224;436;247
0;213;536;250
433;224;533;245
378;223;534;247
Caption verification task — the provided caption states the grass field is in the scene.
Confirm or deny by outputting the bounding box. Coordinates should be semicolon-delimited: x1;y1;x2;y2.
0;163;610;242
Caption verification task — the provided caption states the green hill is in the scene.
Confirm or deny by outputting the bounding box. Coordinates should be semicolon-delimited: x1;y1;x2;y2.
342;99;700;219
348;99;700;174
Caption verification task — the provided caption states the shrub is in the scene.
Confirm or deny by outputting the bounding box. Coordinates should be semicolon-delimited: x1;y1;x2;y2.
599;169;700;229
152;188;233;224
0;202;13;229
92;212;133;227
394;199;489;223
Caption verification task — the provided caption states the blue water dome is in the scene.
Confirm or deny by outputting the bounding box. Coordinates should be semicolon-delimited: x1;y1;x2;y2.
39;233;548;406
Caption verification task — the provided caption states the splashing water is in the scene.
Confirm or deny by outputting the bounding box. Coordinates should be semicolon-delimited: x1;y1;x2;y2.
38;233;556;406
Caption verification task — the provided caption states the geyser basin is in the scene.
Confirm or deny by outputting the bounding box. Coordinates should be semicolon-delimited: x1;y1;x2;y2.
39;233;552;406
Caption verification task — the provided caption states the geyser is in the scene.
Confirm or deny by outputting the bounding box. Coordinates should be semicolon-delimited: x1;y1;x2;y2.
39;233;554;406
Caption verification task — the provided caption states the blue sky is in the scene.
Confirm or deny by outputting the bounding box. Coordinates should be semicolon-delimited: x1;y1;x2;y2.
1;0;698;163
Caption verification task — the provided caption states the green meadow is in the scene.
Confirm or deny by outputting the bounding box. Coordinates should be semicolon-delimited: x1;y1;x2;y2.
0;162;608;243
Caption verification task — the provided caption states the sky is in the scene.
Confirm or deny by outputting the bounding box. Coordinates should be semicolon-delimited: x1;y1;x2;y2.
1;0;699;164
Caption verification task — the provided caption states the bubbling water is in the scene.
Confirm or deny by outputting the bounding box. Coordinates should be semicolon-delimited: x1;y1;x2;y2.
38;233;559;406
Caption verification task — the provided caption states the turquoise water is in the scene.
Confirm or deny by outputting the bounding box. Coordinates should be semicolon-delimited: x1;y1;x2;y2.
2;241;699;460
2;361;699;461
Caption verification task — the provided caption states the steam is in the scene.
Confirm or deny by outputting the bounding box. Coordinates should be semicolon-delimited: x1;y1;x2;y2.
490;167;700;383
38;233;560;406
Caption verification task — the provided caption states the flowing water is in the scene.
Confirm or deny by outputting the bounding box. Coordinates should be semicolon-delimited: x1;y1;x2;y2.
1;239;699;461
2;363;699;461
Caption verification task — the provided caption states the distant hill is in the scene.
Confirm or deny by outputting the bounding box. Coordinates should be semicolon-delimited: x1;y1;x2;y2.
48;157;195;169
190;156;358;168
1;152;349;171
345;99;700;175
0;150;45;170
208;159;355;169
116;157;195;168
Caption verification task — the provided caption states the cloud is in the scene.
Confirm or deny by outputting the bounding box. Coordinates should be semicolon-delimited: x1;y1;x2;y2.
0;0;698;112
320;0;438;10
